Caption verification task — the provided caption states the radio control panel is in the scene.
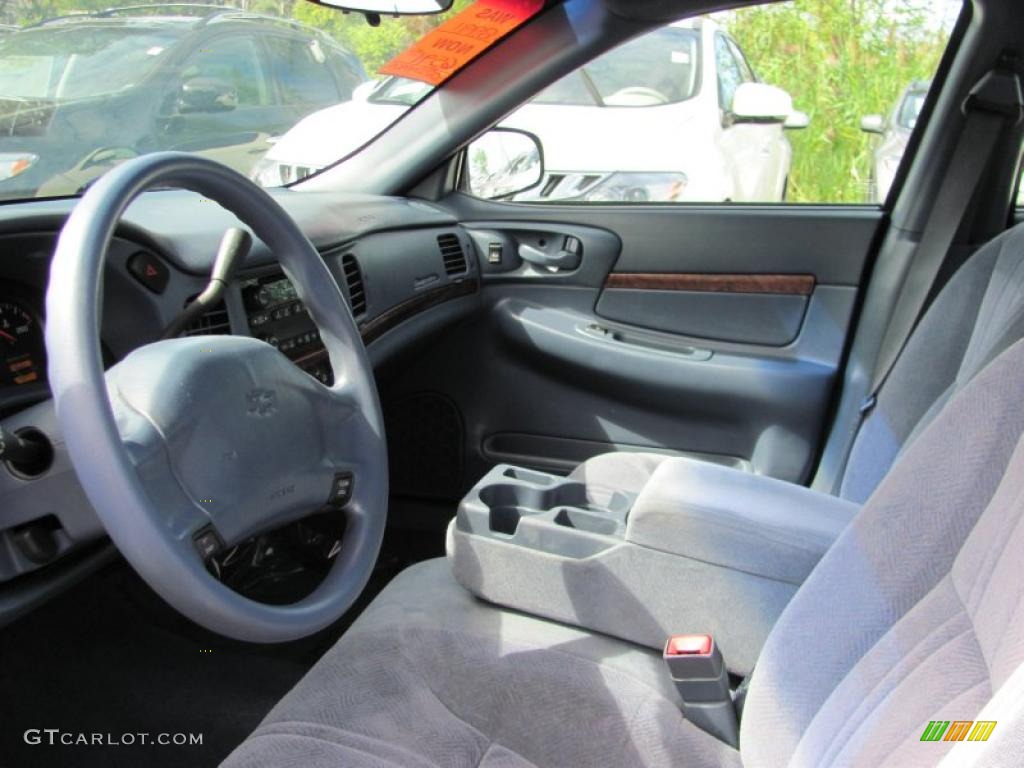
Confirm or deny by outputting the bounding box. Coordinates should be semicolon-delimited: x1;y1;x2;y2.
241;274;332;385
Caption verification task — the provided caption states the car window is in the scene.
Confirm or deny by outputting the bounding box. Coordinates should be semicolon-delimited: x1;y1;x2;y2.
327;49;366;100
474;1;960;205
180;37;270;107
897;89;927;129
715;33;745;112
533;26;700;107
265;36;340;107
726;37;755;83
0;26;182;100
0;1;493;201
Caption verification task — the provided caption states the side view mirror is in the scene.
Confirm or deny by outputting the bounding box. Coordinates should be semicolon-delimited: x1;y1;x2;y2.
352;80;378;102
785;110;810;130
465;128;544;201
731;82;794;123
860;114;885;134
178;77;238;114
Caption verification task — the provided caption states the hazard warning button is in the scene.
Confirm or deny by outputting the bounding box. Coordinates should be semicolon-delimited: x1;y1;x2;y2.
127;251;170;294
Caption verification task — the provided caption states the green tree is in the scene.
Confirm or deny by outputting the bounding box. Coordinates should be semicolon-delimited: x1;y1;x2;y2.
722;0;949;202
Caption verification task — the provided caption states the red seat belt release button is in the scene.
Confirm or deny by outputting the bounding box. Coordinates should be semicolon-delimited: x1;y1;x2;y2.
665;634;713;657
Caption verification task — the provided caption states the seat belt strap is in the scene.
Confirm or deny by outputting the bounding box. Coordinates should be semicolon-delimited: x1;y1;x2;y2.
862;58;1023;413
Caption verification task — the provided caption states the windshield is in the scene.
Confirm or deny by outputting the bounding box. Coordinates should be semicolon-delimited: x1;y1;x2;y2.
368;25;701;116
0;1;490;202
533;27;701;107
0;25;184;100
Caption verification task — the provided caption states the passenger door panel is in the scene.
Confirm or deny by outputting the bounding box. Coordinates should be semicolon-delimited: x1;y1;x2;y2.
388;196;882;492
595;272;813;345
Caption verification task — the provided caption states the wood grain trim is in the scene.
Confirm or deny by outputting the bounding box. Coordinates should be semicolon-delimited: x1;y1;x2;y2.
360;278;479;344
605;273;816;296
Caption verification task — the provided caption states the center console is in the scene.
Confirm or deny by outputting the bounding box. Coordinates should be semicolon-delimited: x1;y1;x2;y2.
448;458;860;674
242;274;332;385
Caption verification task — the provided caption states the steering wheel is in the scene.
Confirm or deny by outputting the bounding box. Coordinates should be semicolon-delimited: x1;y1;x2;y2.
45;153;388;642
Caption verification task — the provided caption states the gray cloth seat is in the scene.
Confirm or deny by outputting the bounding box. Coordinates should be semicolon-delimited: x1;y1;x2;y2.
223;336;1024;767
224;559;743;768
572;223;1024;505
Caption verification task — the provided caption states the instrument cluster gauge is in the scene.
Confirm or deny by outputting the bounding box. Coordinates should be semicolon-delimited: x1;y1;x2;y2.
0;300;45;388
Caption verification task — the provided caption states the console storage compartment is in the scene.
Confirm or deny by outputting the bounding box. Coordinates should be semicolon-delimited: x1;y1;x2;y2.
448;458;860;674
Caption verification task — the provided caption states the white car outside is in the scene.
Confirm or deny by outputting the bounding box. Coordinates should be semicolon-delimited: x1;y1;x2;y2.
252;18;809;202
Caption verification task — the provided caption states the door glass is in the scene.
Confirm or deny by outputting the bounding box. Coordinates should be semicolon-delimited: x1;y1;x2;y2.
471;0;961;205
265;37;341;107
179;37;270;107
715;34;745;112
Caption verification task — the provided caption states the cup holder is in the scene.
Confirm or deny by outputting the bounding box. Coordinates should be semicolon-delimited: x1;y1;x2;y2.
477;480;623;536
502;467;556;485
490;506;525;535
456;465;634;559
554;508;621;536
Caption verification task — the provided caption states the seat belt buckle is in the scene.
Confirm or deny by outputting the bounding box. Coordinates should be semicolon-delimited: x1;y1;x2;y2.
663;634;739;747
859;393;877;416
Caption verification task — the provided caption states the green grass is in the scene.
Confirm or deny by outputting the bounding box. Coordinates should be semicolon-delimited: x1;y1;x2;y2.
723;0;949;203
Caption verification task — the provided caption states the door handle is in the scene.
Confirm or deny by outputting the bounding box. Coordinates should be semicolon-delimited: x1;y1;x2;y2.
519;237;582;271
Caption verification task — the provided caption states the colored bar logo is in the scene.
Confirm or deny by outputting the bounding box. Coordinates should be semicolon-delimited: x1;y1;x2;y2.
920;720;997;742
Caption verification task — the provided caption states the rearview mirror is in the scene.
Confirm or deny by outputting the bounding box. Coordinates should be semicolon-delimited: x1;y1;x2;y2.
466;128;543;201
302;0;452;14
860;114;885;134
178;78;237;114
732;82;794;123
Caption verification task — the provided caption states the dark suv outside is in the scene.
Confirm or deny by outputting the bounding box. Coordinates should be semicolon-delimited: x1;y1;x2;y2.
0;5;366;199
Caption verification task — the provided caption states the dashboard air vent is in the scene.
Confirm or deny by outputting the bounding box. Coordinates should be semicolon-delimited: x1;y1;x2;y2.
342;254;366;317
438;233;467;275
181;296;229;336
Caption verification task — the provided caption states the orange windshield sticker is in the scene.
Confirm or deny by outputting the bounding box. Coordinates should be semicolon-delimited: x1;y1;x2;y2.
379;0;544;86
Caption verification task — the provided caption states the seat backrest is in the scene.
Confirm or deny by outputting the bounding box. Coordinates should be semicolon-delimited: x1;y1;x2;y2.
742;336;1024;767
841;224;1024;503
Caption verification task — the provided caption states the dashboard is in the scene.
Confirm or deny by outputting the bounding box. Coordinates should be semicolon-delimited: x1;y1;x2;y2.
0;290;45;390
240;273;332;385
0;187;481;614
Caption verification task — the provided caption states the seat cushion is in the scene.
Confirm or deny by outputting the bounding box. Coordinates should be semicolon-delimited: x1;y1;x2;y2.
220;559;741;768
742;337;1024;768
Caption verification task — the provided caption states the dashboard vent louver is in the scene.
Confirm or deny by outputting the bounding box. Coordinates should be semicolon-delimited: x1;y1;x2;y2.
342;253;366;317
181;296;229;336
438;233;467;275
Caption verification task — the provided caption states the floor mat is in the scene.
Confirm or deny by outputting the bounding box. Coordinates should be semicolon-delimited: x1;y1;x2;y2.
0;554;400;768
